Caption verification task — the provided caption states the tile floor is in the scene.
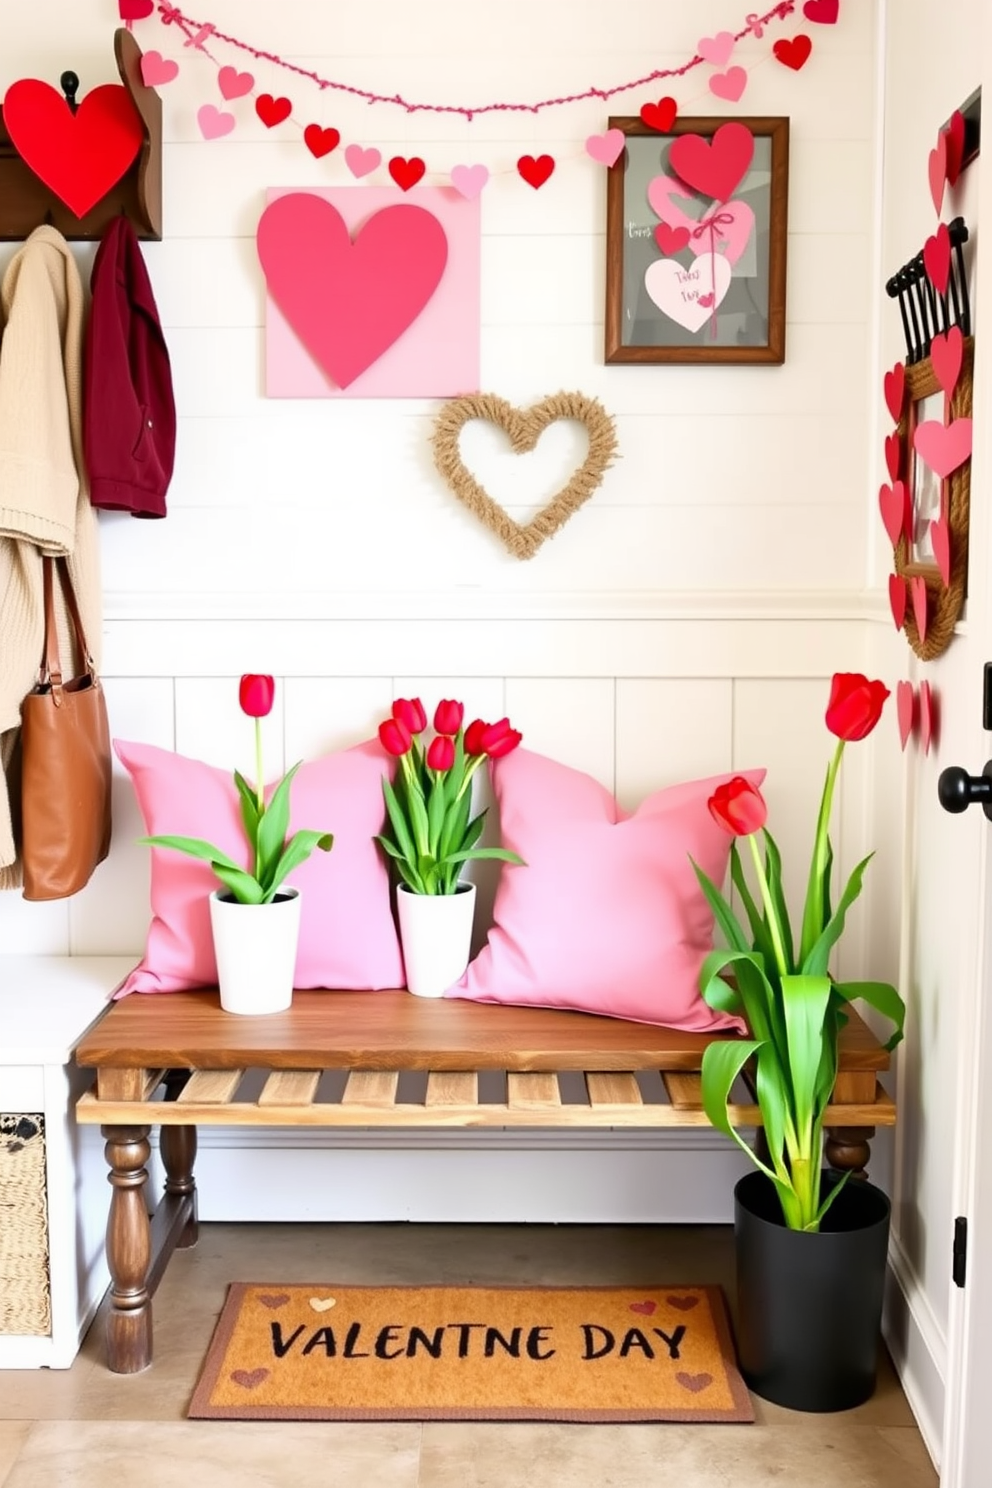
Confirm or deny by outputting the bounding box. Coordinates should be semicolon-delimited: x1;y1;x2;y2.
0;1222;937;1487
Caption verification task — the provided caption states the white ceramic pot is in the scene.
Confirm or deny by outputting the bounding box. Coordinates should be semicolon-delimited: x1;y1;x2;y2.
396;882;477;998
209;888;301;1015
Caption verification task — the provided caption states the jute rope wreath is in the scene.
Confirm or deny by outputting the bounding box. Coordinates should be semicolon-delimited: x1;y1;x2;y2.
430;391;619;560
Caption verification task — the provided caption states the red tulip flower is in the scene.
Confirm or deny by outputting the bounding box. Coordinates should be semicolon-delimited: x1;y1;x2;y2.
427;735;455;771
481;718;523;759
392;697;427;735
239;674;275;719
433;699;464;736
708;776;768;837
378;717;413;757
464;718;488;756
825;673;891;742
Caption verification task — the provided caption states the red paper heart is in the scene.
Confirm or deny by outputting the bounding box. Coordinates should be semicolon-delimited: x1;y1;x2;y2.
629;1300;657;1316
889;573;907;630
217;66;254;100
914;417;972;478
640;97;678;133
802;0;838;21
879;481;908;548
929;326;963;399
669;122;754;204
928;132;947;215
388;155;426;190
517;154;555;189
2;79;143;220
119;0;153;18
923;223;951;294
654;223;690;255
911;574;928;642
303;124;340;159
930;514;951;585
883;362;905;423
896;681;915;751
884;432;902;482
945;109;966;185
773;35;813;70
255;94;292;128
919;681;936;754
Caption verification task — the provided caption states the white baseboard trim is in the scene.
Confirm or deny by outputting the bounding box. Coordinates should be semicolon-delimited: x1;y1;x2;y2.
884;1232;946;1471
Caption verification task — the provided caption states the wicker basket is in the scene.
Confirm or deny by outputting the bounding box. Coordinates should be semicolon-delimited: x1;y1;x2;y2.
0;1115;51;1336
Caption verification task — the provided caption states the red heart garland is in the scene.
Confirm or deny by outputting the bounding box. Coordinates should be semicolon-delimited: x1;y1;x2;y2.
517;154;555;189
772;35;813;70
654;223;691;256
923;223;951;295
889;574;907;630
2;80;144;220
668;122;754;205
883;362;905;424
802;0;838;21
303;124;340;159
911;575;928;643
256;94;292;128
930;515;951;586
945;109;966;185
884;432;902;483
388;155;426;190
640;97;678;133
928;131;947;216
929;325;963;398
879;481;909;548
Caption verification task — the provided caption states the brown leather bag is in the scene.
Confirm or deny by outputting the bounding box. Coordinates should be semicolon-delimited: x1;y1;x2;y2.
20;556;111;901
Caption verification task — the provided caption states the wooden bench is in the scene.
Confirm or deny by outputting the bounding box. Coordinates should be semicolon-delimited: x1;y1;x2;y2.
74;989;896;1374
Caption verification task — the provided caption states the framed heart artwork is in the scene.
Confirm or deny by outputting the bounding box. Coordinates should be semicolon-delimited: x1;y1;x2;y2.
604;116;789;365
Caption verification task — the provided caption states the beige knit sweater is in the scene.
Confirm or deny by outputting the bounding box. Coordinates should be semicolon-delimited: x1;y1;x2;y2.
0;226;102;888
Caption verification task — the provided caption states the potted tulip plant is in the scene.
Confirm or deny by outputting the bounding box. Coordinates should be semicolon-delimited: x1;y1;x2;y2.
692;672;906;1411
375;698;525;996
142;674;333;1015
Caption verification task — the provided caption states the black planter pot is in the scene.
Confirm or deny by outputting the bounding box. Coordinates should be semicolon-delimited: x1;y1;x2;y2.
734;1169;891;1412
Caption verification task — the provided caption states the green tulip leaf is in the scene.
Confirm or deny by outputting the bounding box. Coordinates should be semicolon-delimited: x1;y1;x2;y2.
233;770;260;846
761;828;795;971
255;762;300;890
265;828;333;900
833;979;906;1050
780;974;832;1145
142;835;245;875
211;862;266;904
381;778;418;868
802;853;874;977
690;859;752;955
439;847;526;867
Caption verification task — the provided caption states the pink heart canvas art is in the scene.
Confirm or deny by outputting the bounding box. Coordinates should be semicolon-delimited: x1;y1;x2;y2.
258;186;480;398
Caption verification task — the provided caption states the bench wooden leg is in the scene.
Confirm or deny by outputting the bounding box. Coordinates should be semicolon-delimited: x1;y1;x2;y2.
825;1125;875;1181
102;1124;153;1374
160;1122;198;1249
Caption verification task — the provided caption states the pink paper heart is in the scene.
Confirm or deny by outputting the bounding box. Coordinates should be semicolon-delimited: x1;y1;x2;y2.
629;1299;657;1316
889;573;907;630
197;104;235;141
218;66;254;100
139;51;179;88
665;1295;700;1312
930;326;963;399
879;481;908;548
924;223;951;295
911;574;928;642
928;131;947;215
585;129;625;168
119;0;153;18
257;1292;290;1309
645;253;731;332
257;193;448;390
698;31;736;66
930;514;951;585
449;163;489;199
919;681;936;754
654;222;691;255
883;362;905;424
803;0;839;20
676;1371;713;1394
231;1368;269;1390
914;418;972;479
896;681;915;751
709;66;748;103
345;143;381;178
884;432;902;482
668;124;754;206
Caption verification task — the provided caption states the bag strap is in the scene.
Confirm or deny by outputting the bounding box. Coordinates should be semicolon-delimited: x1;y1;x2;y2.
39;557;95;704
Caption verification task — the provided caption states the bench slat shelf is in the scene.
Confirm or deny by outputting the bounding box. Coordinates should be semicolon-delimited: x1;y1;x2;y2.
73;988;895;1376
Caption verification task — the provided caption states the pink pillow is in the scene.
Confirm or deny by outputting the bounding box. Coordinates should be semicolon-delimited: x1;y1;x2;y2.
114;738;404;996
449;749;763;1030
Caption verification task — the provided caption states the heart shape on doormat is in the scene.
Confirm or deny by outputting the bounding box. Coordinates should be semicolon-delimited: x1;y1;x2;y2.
2;78;144;219
430;392;618;561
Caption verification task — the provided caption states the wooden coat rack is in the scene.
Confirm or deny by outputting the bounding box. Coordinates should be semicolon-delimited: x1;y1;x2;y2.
0;29;161;241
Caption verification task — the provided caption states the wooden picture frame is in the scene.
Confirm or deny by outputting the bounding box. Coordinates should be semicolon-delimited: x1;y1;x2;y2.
605;116;789;365
893;337;973;660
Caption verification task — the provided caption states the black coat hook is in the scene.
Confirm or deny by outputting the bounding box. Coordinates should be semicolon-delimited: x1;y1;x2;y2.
60;71;79;114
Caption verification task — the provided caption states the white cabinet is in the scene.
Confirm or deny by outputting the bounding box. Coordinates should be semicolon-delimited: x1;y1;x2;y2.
0;956;133;1367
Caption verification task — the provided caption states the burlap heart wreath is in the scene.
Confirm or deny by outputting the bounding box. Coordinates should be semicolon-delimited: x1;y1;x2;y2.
430;391;619;560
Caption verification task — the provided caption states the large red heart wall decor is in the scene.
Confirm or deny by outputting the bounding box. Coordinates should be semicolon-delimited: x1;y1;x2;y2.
3;79;144;220
256;193;449;390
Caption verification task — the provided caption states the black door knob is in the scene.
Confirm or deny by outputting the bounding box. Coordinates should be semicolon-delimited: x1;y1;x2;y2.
938;762;992;818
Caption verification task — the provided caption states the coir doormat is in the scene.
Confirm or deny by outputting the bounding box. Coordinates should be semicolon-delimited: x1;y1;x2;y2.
189;1283;753;1423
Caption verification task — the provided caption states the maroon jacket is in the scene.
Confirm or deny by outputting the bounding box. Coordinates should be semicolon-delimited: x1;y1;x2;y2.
84;218;176;518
